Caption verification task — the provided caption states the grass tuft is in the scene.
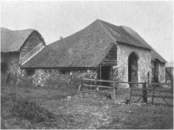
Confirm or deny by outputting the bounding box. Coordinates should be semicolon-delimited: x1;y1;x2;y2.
2;93;56;123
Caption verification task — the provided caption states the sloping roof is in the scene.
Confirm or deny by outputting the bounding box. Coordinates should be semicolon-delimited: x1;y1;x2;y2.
1;27;45;53
100;21;152;49
22;19;156;68
166;67;173;80
151;49;167;63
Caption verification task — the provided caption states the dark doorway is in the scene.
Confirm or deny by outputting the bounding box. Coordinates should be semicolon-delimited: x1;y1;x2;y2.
1;62;7;74
128;52;138;87
97;66;111;86
153;60;159;83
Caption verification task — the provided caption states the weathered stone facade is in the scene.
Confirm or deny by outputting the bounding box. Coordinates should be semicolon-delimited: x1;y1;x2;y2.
24;69;97;87
116;43;152;88
2;41;166;88
21;43;166;88
151;61;166;83
159;63;165;83
1;52;23;84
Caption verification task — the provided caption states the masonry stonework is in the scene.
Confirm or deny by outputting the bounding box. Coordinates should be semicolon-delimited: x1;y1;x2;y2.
1;52;23;84
159;63;166;83
26;69;97;87
117;43;152;88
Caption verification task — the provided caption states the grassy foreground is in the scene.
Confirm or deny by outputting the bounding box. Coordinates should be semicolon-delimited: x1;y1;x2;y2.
1;85;173;129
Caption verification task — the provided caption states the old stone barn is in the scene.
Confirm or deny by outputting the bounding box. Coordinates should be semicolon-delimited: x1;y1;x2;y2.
1;27;45;84
21;19;166;88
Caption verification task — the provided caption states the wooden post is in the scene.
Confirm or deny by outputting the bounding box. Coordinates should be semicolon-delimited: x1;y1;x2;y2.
78;78;83;92
78;78;83;97
100;65;101;86
129;88;132;103
95;78;98;91
152;85;156;105
113;81;116;100
142;82;147;103
171;79;173;94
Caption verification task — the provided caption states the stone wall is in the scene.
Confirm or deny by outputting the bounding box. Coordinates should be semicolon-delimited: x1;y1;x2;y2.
117;43;152;88
24;69;97;87
1;52;24;84
158;63;166;83
1;52;97;87
151;61;166;83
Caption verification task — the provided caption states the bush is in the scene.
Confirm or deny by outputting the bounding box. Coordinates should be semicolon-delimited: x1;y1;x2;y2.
45;71;82;89
69;77;82;89
13;99;55;123
1;73;7;84
44;71;66;88
17;76;34;87
2;93;56;123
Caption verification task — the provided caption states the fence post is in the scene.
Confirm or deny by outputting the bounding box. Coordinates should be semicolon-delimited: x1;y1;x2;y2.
78;78;83;97
171;79;173;93
95;78;98;91
151;84;156;105
142;82;147;103
78;78;83;92
113;81;116;100
129;88;132;103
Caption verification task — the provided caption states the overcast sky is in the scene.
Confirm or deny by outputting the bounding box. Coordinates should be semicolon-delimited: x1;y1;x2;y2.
1;1;173;62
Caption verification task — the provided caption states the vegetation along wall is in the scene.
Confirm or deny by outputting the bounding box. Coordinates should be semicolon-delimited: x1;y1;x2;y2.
24;69;97;87
1;52;24;84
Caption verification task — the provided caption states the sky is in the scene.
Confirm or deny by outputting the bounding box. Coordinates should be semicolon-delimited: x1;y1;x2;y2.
1;1;173;62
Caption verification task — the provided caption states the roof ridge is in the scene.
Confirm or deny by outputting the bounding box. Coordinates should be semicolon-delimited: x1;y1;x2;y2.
120;26;152;49
1;27;45;53
93;19;117;66
97;20;117;43
119;26;142;46
1;27;36;32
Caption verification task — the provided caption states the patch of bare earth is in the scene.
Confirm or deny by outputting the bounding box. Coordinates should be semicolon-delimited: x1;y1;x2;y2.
34;94;132;129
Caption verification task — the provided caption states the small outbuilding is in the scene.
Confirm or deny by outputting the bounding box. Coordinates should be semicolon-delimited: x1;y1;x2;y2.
165;62;173;83
1;27;46;83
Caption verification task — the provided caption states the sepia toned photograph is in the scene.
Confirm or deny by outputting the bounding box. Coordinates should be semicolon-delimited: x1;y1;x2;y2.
1;1;173;129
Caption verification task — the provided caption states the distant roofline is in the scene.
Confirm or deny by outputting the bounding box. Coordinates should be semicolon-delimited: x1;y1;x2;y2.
1;27;46;53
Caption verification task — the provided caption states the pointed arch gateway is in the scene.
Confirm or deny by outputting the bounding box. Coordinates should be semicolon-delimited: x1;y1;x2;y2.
128;52;139;87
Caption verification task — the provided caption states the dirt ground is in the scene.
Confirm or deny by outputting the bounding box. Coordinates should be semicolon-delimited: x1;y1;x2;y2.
1;85;173;129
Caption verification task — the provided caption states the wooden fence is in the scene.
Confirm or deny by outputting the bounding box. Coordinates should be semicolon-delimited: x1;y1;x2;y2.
131;82;173;106
78;78;173;106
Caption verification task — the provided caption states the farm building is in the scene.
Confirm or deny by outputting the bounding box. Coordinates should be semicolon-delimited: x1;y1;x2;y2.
151;49;167;83
21;19;166;87
165;62;173;83
1;27;46;84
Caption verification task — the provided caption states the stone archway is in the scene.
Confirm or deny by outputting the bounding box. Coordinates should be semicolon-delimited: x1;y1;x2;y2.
128;52;139;87
153;59;159;83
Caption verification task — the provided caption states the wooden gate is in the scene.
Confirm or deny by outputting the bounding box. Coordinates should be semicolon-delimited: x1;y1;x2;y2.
78;78;173;106
78;78;117;100
130;82;173;106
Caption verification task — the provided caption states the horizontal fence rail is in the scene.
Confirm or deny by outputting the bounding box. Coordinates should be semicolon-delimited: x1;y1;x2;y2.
78;78;173;105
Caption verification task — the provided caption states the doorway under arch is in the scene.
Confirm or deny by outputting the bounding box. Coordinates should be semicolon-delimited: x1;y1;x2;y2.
128;52;139;87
